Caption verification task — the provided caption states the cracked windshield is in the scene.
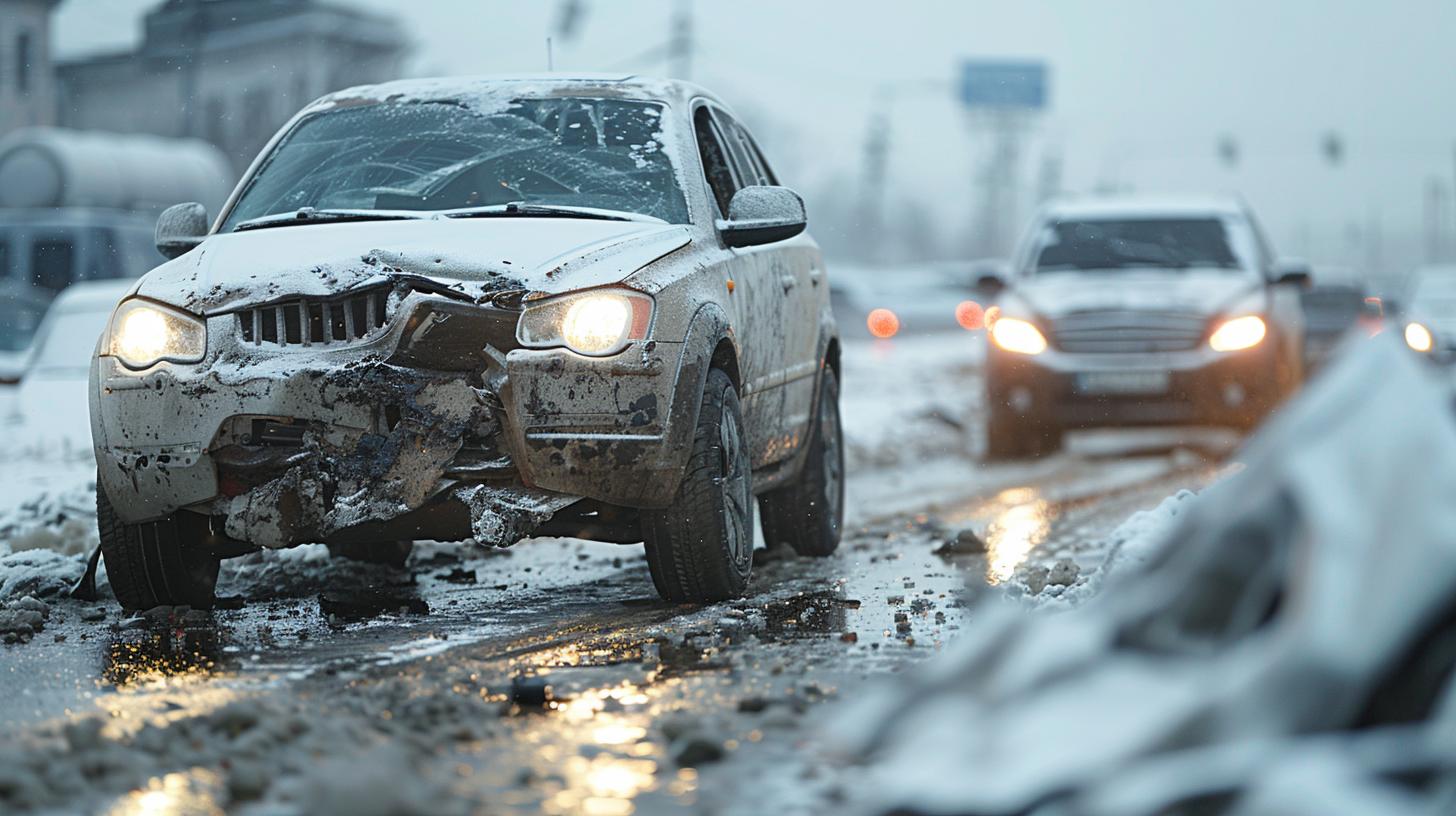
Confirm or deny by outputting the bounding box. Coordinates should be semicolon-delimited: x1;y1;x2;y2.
1;2;1453;815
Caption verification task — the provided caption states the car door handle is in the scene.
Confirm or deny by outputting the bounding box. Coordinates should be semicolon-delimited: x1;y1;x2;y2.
809;268;822;287
780;274;798;292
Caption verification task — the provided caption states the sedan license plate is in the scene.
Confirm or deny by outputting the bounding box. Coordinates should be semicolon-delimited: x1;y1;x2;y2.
1075;371;1170;395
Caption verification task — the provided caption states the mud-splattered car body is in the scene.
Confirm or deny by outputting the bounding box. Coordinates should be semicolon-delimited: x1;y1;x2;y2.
89;75;838;574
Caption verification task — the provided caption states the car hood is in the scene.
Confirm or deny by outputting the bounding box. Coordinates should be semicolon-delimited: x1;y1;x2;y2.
1013;270;1262;319
135;217;693;314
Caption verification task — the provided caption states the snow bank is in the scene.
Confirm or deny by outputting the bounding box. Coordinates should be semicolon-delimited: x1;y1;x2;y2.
833;335;1456;815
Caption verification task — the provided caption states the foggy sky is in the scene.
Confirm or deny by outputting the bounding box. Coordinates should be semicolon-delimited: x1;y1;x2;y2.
52;0;1456;276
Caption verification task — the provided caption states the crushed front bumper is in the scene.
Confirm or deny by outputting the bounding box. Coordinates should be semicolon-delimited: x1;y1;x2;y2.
985;342;1283;429
91;288;693;549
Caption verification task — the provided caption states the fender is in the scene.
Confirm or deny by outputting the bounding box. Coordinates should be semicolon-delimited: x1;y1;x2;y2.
665;302;738;466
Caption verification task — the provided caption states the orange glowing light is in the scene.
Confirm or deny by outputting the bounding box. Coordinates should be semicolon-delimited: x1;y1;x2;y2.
867;308;900;339
955;300;984;330
983;305;1002;330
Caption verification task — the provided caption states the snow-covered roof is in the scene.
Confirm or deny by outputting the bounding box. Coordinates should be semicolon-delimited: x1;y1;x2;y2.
311;74;723;116
1041;194;1246;221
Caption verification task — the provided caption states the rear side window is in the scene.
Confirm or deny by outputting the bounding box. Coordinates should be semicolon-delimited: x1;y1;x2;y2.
721;117;777;187
31;238;75;292
693;106;739;217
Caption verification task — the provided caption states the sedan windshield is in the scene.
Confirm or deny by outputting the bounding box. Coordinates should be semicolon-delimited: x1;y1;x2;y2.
1031;218;1246;273
221;98;689;230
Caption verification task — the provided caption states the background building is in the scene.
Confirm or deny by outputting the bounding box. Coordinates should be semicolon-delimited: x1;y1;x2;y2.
0;0;63;134
0;0;409;172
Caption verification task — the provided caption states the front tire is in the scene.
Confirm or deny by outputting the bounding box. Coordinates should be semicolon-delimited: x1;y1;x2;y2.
985;399;1062;460
759;367;844;557
642;368;754;603
97;479;220;611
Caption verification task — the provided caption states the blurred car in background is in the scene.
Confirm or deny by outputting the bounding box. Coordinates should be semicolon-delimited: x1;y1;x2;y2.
1300;267;1383;372
979;195;1309;458
831;262;988;340
0;128;231;381
3;279;133;454
1402;265;1456;361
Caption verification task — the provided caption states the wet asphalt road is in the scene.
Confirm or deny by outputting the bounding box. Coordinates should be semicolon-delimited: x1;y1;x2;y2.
0;336;1243;815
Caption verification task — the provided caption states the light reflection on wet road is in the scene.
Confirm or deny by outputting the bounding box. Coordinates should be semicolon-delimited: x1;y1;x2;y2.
1;420;1238;815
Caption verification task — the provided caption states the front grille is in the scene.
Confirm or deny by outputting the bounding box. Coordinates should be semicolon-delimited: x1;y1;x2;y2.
237;287;390;347
1051;310;1207;353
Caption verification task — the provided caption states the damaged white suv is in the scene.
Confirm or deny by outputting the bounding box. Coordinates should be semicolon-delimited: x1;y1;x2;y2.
89;75;842;610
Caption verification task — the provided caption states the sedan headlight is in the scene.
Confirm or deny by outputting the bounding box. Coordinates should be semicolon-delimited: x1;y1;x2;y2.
1208;315;1266;352
107;299;207;369
517;289;654;357
989;316;1047;355
1405;322;1434;352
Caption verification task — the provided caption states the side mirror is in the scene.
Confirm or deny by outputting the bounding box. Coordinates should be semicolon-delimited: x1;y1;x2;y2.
718;186;807;248
1272;258;1313;288
156;202;209;260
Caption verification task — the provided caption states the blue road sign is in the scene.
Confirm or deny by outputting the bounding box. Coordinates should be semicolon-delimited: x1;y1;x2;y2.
959;61;1048;110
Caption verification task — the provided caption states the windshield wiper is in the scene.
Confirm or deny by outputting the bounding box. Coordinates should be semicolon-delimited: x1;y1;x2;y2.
233;208;429;232
442;203;663;224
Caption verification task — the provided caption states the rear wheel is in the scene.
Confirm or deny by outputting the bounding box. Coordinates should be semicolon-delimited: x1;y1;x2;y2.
642;368;754;603
759;367;844;557
97;479;220;611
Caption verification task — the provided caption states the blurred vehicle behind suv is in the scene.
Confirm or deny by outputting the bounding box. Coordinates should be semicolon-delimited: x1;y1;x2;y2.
979;196;1309;458
0;128;231;382
1300;267;1382;372
1401;265;1456;360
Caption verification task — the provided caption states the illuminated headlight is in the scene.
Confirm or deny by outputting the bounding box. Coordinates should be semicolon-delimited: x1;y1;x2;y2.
1208;315;1266;352
517;289;654;357
989;317;1048;355
106;299;207;369
1406;322;1434;352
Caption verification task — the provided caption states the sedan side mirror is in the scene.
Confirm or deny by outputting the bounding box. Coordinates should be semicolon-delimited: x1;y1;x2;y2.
1273;258;1313;288
718;186;807;248
156;202;209;260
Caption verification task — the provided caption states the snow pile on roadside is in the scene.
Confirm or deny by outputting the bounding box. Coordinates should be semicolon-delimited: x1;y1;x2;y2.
831;335;1456;815
0;460;97;599
1022;488;1198;607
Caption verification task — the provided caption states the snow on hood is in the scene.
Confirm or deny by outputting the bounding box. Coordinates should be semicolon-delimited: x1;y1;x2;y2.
1012;269;1263;318
134;218;691;314
835;334;1456;814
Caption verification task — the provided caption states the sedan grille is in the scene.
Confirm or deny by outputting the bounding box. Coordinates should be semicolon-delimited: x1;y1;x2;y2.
237;287;390;347
1051;310;1207;353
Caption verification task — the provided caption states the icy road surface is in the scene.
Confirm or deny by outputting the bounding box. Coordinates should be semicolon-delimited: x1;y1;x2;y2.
0;332;1239;815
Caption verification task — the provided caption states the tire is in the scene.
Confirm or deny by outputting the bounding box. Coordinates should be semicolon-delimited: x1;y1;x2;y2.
326;540;414;568
642;368;754;603
759;367;844;557
97;478;220;611
985;400;1062;460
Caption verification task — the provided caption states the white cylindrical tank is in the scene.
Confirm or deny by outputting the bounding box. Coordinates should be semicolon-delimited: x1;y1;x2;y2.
0;127;233;215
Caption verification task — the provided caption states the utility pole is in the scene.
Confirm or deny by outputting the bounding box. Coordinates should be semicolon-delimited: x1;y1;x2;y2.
857;103;891;262
668;0;693;80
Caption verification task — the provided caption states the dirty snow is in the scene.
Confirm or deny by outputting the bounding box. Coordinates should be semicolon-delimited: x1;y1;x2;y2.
831;334;1456;815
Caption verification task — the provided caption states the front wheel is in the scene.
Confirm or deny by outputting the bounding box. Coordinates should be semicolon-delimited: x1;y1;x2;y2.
97;478;220;611
759;367;844;557
984;399;1062;460
642;368;754;603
